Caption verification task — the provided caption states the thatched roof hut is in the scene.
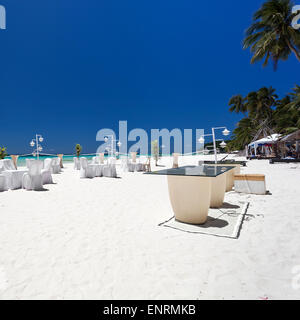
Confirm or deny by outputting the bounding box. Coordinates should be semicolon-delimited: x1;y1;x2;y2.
279;129;300;142
277;130;300;158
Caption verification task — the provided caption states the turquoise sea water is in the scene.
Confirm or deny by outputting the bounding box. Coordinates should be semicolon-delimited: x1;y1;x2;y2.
6;152;198;167
6;154;171;167
7;154;98;167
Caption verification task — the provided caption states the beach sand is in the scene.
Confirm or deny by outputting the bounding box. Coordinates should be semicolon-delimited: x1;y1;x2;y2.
0;155;299;299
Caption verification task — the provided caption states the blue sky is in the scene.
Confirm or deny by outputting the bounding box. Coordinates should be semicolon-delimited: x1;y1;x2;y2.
1;0;299;154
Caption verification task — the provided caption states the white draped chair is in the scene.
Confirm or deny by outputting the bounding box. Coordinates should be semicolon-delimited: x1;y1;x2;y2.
73;157;81;170
121;157;129;172
41;158;54;184
0;174;8;192
136;163;145;172
1;159;28;190
2;159;15;171
26;159;35;169
52;157;61;174
109;157;116;165
0;161;4;173
92;156;100;164
22;160;44;191
127;161;135;172
136;156;146;171
91;164;103;177
102;164;117;178
80;157;95;178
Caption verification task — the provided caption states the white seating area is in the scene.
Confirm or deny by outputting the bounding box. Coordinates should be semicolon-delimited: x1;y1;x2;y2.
120;155;149;173
73;155;150;179
0;154;150;191
0;157;62;192
1;159;28;190
78;157;117;178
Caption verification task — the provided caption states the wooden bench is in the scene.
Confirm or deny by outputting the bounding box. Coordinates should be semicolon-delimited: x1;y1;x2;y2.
234;174;266;195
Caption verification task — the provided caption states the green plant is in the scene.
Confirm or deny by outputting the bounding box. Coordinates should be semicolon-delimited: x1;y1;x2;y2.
0;146;7;159
75;144;82;158
151;140;159;165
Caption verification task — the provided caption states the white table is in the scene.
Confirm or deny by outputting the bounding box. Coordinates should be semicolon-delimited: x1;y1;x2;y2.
2;169;28;190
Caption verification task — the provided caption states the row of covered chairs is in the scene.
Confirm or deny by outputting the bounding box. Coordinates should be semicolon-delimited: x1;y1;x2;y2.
121;156;150;172
0;157;61;192
0;159;26;191
74;157;117;178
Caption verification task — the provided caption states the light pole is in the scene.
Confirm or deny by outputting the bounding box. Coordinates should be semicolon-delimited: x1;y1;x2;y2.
198;127;230;164
104;135;122;158
30;134;44;160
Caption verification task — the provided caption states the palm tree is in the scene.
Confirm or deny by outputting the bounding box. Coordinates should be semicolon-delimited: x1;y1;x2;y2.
229;87;277;120
229;118;256;150
274;93;300;133
253;86;277;119
243;0;300;69
287;84;300;109
228;87;279;149
273;86;300;133
229;95;246;113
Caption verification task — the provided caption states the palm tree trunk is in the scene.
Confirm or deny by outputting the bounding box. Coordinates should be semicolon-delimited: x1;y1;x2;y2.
286;39;300;62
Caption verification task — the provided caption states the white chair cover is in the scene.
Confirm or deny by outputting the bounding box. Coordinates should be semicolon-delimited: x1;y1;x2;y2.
127;162;135;172
1;159;15;171
52;157;61;174
1;159;28;190
92;156;100;164
41;158;54;184
73;157;81;170
22;160;44;191
102;164;117;178
0;174;8;192
136;163;145;172
80;157;95;178
2;170;27;190
121;157;129;172
90;164;103;177
26;159;36;169
109;157;116;165
126;161;145;172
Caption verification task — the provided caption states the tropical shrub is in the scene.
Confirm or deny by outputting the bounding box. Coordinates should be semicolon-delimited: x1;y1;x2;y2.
75;144;82;158
0;146;7;159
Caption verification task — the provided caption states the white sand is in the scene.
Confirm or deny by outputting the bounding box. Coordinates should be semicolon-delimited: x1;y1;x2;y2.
0;155;299;299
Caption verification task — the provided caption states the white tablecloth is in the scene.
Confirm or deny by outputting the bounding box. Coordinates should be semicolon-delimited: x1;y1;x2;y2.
2;169;28;190
89;164;117;177
128;163;145;172
90;164;104;177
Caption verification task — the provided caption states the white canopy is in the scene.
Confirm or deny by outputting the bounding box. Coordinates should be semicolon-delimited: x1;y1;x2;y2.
248;134;281;157
249;134;281;147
